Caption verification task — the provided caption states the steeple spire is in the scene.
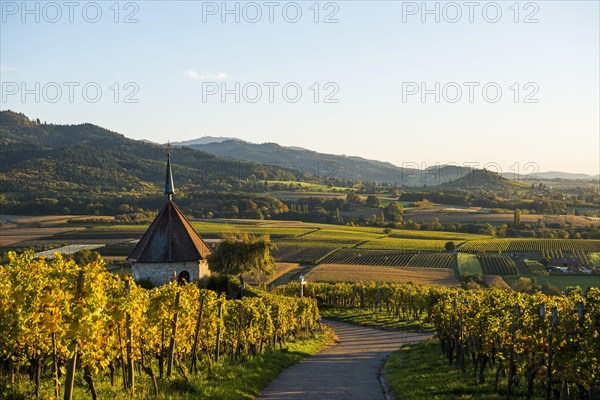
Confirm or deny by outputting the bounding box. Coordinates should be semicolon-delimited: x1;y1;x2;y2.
164;143;175;200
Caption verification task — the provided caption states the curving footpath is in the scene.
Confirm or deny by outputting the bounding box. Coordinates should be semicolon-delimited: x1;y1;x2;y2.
258;320;433;400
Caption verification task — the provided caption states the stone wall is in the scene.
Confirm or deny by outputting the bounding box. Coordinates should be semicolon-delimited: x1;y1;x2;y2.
133;260;211;286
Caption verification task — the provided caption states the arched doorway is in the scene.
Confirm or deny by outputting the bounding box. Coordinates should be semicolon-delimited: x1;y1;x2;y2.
177;270;190;285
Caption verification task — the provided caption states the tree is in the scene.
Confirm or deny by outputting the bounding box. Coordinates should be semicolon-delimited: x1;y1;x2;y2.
514;209;521;225
445;241;456;252
430;218;443;231
71;249;101;266
366;195;380;207
346;191;360;204
384;202;404;222
208;233;275;278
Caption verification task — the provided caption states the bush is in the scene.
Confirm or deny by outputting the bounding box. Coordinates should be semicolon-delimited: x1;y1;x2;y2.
136;278;155;290
198;274;241;298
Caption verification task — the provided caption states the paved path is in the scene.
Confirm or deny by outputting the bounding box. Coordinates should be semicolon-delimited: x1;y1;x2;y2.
258;320;432;400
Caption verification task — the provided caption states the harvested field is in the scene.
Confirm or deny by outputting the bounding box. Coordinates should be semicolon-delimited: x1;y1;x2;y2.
0;227;85;246
305;264;460;287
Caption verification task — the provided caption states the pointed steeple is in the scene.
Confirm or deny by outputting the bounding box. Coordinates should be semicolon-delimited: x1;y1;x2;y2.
164;144;175;200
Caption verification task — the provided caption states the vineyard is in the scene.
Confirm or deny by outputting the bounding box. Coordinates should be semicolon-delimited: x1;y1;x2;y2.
477;254;518;275
271;244;337;264
0;252;320;399
357;237;451;251
318;249;417;266
460;239;600;254
524;259;549;276
276;281;600;400
313;249;455;269
405;253;455;269
536;250;592;265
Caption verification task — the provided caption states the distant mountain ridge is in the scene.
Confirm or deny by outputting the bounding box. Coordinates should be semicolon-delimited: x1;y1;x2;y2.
172;136;242;146
174;136;598;184
176;139;430;185
502;171;600;180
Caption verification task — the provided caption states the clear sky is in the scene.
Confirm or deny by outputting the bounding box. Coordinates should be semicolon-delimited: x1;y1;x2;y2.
1;0;599;175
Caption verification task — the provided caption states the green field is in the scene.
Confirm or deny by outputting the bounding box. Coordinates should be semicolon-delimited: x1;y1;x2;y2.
389;230;490;241
358;237;453;251
456;253;483;275
503;275;600;292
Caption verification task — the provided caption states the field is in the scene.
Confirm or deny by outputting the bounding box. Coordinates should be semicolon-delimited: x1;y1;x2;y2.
242;262;303;286
2;215;599;291
316;249;454;268
502;275;600;292
456;253;483;275
523;259;549;275
460;239;600;253
357;237;452;251
407;211;597;227
0;226;86;246
305;264;460;286
477;254;518;275
271;245;338;264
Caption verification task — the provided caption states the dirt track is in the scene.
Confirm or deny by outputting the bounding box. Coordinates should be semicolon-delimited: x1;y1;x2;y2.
258;320;432;400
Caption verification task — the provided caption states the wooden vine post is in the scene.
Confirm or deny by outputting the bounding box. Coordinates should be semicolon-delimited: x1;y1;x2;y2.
166;291;181;378
546;307;559;400
51;330;59;399
215;299;223;362
64;270;84;400
236;305;245;358
507;303;521;400
117;326;128;390
140;341;158;397
125;280;135;393
190;293;205;373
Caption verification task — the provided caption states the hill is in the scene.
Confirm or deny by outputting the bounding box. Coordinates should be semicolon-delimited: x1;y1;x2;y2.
177;136;598;185
171;136;238;146
0;111;303;214
501;171;600;180
438;169;529;192
177;139;432;185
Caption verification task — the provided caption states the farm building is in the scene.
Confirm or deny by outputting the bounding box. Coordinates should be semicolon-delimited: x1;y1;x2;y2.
127;152;212;286
549;257;580;270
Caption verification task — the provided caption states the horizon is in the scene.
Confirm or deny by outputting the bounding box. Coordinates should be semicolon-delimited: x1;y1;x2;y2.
2;107;599;178
1;1;599;175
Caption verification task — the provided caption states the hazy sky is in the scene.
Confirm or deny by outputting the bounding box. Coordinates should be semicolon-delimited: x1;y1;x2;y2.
1;1;599;175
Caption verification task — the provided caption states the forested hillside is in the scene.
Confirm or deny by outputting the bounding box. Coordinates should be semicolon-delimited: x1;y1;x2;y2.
0;111;301;215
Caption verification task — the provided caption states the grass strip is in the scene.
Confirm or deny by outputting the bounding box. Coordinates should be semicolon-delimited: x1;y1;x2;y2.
385;339;545;399
319;305;434;333
2;330;335;400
